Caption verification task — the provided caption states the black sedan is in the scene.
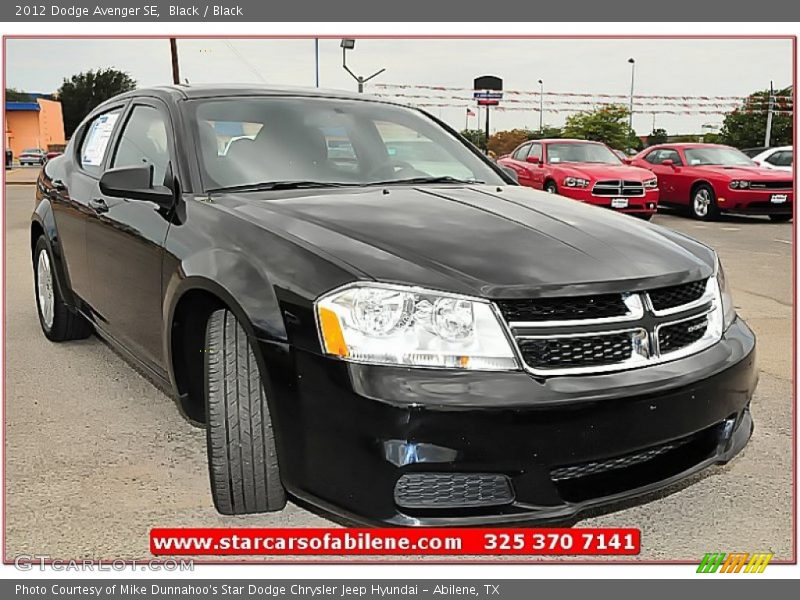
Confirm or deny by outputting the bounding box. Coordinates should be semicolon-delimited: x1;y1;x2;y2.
32;85;757;526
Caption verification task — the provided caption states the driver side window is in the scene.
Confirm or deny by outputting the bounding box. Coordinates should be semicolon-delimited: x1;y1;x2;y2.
111;105;171;185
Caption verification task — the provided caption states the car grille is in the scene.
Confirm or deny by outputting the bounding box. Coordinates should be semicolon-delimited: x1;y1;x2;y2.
749;180;793;191
498;278;716;375
592;180;645;197
648;280;707;312
658;314;709;354
517;332;637;370
495;294;629;322
394;473;514;509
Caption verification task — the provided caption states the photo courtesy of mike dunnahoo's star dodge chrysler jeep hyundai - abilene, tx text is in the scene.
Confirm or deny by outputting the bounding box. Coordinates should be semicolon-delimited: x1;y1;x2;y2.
32;85;756;526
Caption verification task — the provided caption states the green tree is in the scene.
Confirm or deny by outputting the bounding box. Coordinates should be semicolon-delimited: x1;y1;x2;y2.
562;104;632;150
6;88;33;102
719;86;793;148
527;125;563;140
460;129;487;150
57;68;136;137
488;128;537;156
647;128;668;146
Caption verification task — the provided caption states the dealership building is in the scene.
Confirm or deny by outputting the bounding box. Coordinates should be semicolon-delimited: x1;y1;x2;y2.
4;95;66;160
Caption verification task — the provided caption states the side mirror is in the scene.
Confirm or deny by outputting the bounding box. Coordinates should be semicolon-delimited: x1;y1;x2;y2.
500;166;518;183
622;158;633;165
100;164;174;207
525;155;541;165
661;159;675;168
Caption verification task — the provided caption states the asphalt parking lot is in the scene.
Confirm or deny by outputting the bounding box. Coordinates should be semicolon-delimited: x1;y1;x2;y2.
3;182;794;562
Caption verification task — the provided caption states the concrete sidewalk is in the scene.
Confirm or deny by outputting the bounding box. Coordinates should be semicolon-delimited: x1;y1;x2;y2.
5;167;41;184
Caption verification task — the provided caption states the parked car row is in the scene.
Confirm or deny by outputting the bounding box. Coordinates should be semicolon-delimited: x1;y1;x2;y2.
7;148;63;167
498;139;793;222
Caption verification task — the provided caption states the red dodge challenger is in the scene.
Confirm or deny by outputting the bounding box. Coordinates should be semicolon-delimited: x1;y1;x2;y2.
629;143;793;222
498;139;659;219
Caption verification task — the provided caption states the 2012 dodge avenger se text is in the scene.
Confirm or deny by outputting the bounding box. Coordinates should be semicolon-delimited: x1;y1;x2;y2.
31;85;757;526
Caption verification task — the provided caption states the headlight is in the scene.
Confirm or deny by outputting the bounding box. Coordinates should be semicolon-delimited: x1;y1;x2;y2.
729;180;750;189
644;177;658;189
564;177;590;188
315;283;519;370
714;255;736;330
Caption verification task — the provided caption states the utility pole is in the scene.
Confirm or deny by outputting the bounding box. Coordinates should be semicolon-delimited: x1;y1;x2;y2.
485;105;491;154
764;80;775;147
314;39;320;87
538;79;544;132
170;38;181;85
627;58;636;134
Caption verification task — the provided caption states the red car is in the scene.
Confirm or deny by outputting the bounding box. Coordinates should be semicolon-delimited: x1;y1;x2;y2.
630;143;793;222
498;139;659;219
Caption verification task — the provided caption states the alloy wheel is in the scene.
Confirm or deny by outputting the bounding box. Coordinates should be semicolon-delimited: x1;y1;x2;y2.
37;249;55;330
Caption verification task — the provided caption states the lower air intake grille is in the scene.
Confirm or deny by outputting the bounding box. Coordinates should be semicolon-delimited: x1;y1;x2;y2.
658;315;709;354
550;437;694;482
517;332;634;370
394;473;514;509
648;280;707;311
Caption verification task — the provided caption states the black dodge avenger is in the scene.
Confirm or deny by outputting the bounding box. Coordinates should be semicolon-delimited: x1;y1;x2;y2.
32;85;757;526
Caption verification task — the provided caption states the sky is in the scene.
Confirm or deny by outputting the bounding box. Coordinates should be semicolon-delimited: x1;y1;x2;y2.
5;37;794;135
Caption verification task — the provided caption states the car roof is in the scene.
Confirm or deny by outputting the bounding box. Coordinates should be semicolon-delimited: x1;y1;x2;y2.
538;138;604;144
112;83;378;102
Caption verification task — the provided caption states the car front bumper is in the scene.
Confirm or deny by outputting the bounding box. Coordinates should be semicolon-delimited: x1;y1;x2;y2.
269;317;757;527
717;189;793;215
560;187;659;215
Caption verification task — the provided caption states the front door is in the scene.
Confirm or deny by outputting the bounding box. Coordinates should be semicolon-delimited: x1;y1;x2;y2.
85;100;177;373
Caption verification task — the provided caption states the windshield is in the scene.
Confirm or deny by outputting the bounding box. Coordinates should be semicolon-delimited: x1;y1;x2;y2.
187;97;505;191
546;142;621;165
683;146;755;167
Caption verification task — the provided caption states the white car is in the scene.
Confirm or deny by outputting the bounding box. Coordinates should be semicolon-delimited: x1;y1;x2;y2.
751;146;793;172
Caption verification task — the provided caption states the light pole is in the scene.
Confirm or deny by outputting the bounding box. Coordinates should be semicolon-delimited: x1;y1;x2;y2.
627;58;636;134
314;38;320;88
340;39;386;93
538;79;544;132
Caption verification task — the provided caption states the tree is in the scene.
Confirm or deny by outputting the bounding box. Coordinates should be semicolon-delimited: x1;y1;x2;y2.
528;125;563;140
6;88;33;102
487;128;536;156
57;69;136;137
460;129;486;150
562;104;632;150
647;128;668;146
718;86;793;148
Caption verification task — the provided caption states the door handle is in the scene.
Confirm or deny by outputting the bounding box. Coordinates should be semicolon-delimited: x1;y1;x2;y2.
89;198;109;213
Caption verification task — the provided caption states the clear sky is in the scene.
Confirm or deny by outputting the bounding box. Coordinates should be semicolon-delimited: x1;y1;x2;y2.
5;37;793;135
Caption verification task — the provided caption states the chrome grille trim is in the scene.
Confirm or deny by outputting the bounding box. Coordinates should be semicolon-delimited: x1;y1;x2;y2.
591;179;646;198
496;277;721;376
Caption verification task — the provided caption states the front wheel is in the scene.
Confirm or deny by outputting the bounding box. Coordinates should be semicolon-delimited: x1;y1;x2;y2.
544;181;558;194
205;308;286;515
637;213;654;221
769;214;792;222
33;236;92;342
690;184;720;220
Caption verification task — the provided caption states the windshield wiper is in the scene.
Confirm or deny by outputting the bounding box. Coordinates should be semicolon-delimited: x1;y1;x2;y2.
207;181;357;193
364;176;485;186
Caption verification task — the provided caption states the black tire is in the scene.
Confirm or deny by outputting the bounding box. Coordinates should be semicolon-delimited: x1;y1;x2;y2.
689;183;720;220
204;308;286;515
637;213;654;221
544;180;558;194
769;214;792;222
33;236;92;342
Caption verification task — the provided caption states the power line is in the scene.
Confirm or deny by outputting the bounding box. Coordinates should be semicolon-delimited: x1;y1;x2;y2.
223;40;268;84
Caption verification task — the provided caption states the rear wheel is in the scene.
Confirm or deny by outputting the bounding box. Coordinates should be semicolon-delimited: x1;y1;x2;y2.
690;184;720;220
769;214;792;222
33;236;92;342
204;308;286;515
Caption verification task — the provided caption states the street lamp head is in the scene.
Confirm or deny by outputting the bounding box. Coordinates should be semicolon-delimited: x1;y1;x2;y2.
340;39;356;50
538;79;543;84
628;57;635;64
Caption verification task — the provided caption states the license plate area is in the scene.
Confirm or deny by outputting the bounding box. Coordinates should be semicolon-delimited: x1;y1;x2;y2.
771;194;788;204
611;198;629;208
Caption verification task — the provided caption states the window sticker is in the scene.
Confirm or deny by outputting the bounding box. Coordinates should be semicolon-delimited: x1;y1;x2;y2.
81;112;120;167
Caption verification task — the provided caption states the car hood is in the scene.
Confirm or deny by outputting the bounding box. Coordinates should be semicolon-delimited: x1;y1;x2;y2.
553;163;654;181
693;165;792;180
232;185;715;299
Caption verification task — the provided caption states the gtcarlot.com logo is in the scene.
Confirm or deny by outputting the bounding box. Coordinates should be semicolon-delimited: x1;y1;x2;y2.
697;552;773;573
